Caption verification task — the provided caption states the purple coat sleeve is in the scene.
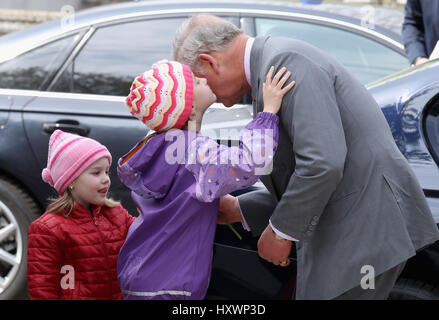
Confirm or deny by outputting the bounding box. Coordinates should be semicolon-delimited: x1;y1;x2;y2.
186;112;279;202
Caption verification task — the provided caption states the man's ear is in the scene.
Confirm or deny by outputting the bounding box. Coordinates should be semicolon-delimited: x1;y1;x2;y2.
198;53;219;75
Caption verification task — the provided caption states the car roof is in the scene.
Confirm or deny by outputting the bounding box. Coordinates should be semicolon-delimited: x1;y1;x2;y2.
0;0;403;62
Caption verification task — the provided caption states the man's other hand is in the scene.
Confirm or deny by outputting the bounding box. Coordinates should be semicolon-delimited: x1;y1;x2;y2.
414;57;429;65
258;224;292;266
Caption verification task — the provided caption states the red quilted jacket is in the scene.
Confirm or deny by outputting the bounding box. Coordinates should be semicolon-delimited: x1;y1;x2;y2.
27;202;135;300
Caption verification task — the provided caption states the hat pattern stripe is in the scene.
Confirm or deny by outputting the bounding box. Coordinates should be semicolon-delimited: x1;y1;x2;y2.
151;63;178;131
140;77;153;118
49;136;84;171
167;63;189;130
155;62;179;132
140;69;159;122
47;130;65;164
125;79;138;113
58;148;110;193
49;129;63;151
49;133;81;157
149;63;174;130
127;76;147;114
173;64;193;129
140;70;159;124
166;83;183;130
125;79;136;112
142;66;164;124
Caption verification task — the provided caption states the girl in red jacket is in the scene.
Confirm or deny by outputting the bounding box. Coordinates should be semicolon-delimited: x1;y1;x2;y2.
27;130;135;300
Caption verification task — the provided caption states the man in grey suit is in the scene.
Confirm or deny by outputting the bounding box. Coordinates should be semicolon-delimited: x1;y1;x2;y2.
172;15;439;300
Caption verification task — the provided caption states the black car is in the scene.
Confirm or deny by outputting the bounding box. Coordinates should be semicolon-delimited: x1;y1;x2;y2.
0;1;437;300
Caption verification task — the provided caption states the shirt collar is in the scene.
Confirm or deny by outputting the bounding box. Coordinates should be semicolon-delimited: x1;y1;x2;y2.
244;37;255;87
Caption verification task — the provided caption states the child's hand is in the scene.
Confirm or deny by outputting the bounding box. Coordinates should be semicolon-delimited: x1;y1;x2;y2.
217;195;242;225
262;66;296;114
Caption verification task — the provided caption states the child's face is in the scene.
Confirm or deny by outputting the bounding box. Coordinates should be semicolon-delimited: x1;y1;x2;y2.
192;76;216;112
70;157;111;210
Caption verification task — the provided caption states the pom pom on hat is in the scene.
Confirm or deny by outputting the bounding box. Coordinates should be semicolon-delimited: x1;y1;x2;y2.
41;168;53;186
41;130;112;194
125;60;194;132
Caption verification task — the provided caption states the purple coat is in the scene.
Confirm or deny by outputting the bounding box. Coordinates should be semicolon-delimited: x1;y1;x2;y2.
116;112;279;299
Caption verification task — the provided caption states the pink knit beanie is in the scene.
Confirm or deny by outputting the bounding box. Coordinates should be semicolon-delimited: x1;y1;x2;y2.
41;130;112;194
125;60;194;132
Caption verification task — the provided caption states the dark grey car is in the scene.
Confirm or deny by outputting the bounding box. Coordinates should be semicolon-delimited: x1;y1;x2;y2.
0;1;425;300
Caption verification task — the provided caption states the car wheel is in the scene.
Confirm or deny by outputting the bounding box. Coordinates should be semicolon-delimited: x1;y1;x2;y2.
389;278;439;300
0;177;41;300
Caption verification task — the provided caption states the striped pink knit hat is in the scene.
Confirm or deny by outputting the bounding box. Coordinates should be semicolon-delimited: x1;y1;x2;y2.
41;130;112;194
125;60;193;132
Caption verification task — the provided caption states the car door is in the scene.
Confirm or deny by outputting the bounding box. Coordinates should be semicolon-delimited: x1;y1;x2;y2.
246;15;410;84
0;32;84;201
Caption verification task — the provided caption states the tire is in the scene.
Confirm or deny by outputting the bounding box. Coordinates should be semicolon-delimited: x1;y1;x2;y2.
389;278;439;300
0;177;41;300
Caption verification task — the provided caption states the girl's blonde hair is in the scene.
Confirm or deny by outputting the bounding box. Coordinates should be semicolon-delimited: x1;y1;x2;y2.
46;187;120;217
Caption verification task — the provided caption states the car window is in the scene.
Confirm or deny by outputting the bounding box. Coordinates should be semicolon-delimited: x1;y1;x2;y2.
0;35;77;90
255;18;410;85
51;18;187;96
425;100;439;165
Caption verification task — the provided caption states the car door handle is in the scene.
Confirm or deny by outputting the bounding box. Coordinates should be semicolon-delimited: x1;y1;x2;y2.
43;121;90;136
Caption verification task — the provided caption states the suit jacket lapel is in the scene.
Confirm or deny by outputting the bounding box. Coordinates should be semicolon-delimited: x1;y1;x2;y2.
250;36;265;114
249;36;279;200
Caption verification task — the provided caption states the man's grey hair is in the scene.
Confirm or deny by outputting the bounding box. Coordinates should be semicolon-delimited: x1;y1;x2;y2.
172;14;243;74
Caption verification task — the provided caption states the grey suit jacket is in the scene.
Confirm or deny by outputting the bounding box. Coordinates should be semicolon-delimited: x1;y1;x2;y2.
238;36;439;300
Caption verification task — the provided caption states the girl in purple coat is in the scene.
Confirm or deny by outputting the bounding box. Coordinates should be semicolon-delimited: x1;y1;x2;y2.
117;60;295;299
